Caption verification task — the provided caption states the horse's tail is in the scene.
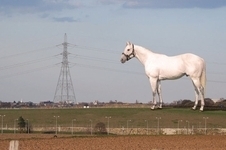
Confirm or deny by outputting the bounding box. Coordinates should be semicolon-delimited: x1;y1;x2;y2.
201;63;206;94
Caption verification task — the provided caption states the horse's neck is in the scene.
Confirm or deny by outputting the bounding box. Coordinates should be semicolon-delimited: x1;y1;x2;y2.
134;45;153;65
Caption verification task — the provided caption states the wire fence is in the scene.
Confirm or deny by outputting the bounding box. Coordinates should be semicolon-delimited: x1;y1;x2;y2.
2;125;226;136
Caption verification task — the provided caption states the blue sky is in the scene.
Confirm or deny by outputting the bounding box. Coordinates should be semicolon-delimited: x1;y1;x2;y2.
0;0;226;104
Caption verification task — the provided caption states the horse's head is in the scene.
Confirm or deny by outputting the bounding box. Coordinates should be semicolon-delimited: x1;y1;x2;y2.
120;41;135;63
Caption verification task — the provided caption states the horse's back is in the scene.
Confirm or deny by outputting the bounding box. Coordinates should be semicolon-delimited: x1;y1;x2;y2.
145;52;205;79
149;53;203;68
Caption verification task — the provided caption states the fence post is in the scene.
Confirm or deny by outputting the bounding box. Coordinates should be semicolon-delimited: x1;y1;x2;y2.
9;140;19;150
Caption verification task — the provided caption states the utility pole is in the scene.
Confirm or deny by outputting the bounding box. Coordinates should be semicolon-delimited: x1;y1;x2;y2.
53;33;76;104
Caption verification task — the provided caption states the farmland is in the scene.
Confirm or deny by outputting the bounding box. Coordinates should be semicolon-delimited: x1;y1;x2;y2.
0;107;226;129
1;134;226;149
1;108;226;149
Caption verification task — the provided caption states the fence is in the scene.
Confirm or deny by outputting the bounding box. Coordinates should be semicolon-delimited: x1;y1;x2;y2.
3;126;226;135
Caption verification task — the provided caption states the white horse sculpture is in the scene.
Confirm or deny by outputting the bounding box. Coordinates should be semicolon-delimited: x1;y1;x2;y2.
120;42;206;111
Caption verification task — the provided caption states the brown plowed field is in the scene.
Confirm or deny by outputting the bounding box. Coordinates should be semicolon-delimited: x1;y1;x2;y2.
1;134;226;150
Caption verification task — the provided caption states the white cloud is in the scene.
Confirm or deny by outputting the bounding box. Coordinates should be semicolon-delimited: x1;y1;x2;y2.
0;0;83;15
97;0;124;5
53;16;79;22
0;0;86;23
120;0;226;9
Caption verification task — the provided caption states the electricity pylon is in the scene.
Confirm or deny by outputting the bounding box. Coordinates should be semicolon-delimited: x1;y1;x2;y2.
53;33;76;104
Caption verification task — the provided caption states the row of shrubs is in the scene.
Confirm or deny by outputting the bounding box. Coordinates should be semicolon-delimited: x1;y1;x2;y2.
173;98;226;110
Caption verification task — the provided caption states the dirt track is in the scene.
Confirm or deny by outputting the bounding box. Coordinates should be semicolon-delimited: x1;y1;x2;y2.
1;134;226;150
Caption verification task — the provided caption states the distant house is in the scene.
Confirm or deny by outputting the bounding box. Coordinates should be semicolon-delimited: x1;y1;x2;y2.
0;101;11;108
40;101;54;107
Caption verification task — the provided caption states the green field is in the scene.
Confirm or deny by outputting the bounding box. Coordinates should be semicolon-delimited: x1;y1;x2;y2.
0;108;225;129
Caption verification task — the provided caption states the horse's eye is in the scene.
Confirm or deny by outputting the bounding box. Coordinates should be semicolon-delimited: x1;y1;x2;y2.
127;49;130;51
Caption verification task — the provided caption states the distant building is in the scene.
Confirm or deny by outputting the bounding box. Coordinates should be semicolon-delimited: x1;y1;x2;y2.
0;101;11;108
39;101;54;107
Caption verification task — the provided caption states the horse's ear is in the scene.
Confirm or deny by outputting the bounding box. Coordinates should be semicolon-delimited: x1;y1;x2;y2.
126;41;131;45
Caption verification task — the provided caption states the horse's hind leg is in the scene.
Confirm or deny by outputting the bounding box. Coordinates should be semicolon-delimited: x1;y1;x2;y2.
199;86;205;111
192;78;205;111
192;87;199;110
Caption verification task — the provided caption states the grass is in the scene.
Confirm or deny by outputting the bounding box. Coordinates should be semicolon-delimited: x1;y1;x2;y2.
0;108;226;129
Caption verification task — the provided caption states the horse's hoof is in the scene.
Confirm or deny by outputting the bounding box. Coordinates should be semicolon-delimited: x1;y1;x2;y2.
191;107;197;110
151;106;156;110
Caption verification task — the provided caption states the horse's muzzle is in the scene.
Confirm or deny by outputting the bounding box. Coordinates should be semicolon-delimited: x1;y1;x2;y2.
120;55;126;63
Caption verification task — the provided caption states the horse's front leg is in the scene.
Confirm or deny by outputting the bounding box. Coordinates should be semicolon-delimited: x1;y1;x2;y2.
157;80;163;109
151;91;157;110
150;78;158;110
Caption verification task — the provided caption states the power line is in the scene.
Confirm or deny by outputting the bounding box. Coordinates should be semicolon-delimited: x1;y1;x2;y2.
73;54;117;64
1;51;225;80
0;40;226;84
75;45;118;54
0;46;56;60
73;62;226;84
0;56;55;71
74;63;143;75
1;50;226;76
0;64;57;80
1;59;225;84
1;43;226;67
207;61;226;65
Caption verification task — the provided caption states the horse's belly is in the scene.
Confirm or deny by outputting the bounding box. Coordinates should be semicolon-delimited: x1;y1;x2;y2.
158;72;185;80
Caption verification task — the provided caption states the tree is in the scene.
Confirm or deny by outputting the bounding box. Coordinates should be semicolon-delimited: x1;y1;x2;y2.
94;122;107;134
17;116;26;133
